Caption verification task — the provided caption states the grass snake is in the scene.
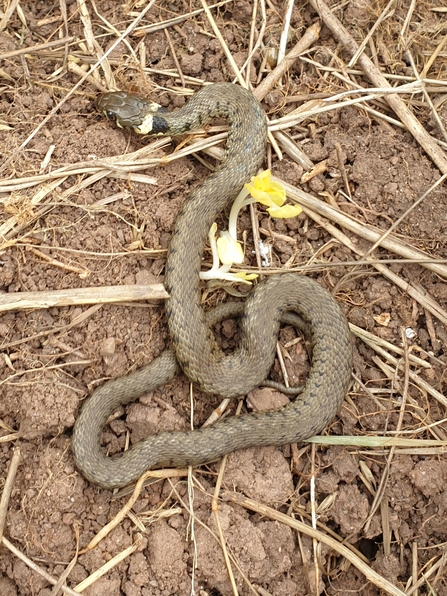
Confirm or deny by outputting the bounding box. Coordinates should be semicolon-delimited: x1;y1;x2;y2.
72;83;352;489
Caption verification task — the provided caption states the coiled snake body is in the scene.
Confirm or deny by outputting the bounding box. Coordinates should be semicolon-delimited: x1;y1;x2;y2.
72;83;352;489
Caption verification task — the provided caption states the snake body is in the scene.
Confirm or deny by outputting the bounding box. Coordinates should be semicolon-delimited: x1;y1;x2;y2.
72;84;352;489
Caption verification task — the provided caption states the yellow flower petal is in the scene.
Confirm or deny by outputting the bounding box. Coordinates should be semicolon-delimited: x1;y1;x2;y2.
217;232;244;265
267;204;303;219
233;271;258;285
235;272;258;280
269;180;287;202
244;169;286;207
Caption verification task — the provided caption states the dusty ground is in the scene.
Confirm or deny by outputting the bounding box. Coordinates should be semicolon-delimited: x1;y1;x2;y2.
1;0;447;595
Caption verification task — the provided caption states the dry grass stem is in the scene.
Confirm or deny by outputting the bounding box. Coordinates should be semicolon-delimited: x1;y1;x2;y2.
223;492;407;596
133;0;234;36
74;536;143;592
50;532;79;596
359;331;447;409
299;56;447;88
254;22;321;101
210;400;246;595
199;0;245;88
280;178;447;279
0;36;75;60
350;323;430;369
276;179;447;332
0;433;20;444
0;284;168;313
1;0;158;174
278;0;295;67
0;139;166;193
348;0;396;68
309;0;447;173
0;304;103;351
212;455;238;595
273;130;314;169
0;446;21;544
1;537;81;596
0;0;19;32
305;436;447;448
167;475;259;595
82;468;188;553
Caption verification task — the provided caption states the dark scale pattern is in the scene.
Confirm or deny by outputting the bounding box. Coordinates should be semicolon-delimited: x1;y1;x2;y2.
151;115;170;134
72;84;352;488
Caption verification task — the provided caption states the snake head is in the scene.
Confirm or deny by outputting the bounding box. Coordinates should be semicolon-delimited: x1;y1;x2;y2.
96;91;169;134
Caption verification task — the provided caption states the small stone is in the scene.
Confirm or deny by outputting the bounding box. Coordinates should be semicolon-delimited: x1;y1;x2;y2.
99;337;116;356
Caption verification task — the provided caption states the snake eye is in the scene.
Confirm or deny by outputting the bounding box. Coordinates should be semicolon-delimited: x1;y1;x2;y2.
104;110;118;120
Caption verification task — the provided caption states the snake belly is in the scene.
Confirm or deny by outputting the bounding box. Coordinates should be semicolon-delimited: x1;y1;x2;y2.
71;83;352;489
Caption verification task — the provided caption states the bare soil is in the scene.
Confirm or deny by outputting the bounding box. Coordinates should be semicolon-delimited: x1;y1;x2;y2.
1;1;447;595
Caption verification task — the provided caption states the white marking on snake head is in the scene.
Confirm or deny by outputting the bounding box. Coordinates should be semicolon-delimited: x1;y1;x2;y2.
135;113;155;135
134;103;163;135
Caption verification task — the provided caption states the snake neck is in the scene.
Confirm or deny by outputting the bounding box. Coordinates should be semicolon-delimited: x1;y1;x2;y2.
161;84;267;393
